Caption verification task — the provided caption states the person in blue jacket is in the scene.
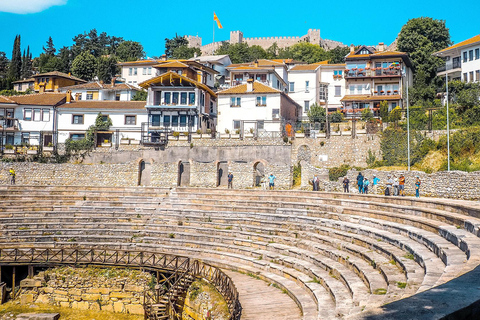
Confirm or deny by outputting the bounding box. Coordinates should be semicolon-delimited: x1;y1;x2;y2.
356;172;364;193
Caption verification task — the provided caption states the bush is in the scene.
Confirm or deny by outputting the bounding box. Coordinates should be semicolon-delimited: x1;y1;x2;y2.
329;164;351;181
172;132;180;137
196;129;201;134
5;144;13;150
329;111;344;123
292;162;301;186
366;149;376;167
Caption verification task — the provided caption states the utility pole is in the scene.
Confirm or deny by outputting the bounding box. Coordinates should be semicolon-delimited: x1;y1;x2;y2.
446;72;450;171
324;83;330;138
406;76;410;171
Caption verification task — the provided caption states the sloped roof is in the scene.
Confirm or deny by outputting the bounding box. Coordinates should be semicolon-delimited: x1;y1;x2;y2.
0;96;15;104
4;93;68;106
60;100;146;110
32;71;87;83
153;61;189;68
289;64;321;71
61;82;139;91
138;71;216;98
217;81;281;95
227;59;287;69
435;34;480;55
11;78;35;84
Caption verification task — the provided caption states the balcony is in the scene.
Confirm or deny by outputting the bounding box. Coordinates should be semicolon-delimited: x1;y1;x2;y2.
437;60;461;73
345;67;402;78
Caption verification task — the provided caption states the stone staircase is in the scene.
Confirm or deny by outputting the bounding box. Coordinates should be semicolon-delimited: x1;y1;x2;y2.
1;186;480;319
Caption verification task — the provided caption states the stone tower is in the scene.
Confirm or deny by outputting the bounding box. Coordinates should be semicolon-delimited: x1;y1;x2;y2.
307;29;321;45
185;35;202;48
230;31;244;44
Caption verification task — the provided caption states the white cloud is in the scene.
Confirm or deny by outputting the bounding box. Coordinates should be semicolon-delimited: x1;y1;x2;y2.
0;0;67;14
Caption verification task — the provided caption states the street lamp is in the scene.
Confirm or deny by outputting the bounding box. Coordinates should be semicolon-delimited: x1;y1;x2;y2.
403;70;410;170
446;71;450;171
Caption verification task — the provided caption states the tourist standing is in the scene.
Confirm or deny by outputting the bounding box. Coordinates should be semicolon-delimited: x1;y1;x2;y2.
343;176;350;193
363;178;370;194
356;172;364;194
372;175;380;194
385;174;394;196
393;176;399;196
313;174;319;191
261;175;267;190
268;173;276;190
227;172;234;189
9;167;16;185
415;176;421;198
399;174;406;196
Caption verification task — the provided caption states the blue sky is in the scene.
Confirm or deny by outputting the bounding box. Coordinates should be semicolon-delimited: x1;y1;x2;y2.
0;0;478;59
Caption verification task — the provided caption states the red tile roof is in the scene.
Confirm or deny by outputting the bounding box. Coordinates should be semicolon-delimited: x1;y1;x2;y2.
3;93;68;106
60;101;146;110
217;81;281;95
32;71;86;83
61;82;139;91
436;34;480;54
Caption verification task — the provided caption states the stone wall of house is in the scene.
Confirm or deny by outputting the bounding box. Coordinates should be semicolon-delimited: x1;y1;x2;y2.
18;267;151;315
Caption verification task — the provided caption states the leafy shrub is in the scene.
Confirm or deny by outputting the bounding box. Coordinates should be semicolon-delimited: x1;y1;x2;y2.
292;162;301;186
329;164;351;181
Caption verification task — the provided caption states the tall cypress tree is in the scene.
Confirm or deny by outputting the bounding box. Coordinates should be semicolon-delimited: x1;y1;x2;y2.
7;35;22;81
21;46;32;79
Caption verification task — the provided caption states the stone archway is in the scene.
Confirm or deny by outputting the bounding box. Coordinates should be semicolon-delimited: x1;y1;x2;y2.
138;158;152;186
253;161;266;187
177;161;191;187
217;161;229;187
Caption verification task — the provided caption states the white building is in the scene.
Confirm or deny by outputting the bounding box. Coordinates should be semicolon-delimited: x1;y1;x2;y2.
56;100;148;144
434;34;480;82
287;61;346;118
59;81;140;101
189;54;232;86
224;59;289;91
217;80;300;134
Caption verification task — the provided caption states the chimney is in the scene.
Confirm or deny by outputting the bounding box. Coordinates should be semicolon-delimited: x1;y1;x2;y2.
254;59;259;68
194;52;198;58
378;42;385;52
350;44;355;54
161;54;167;61
75;93;81;101
39;85;45;93
66;90;72;103
111;77;116;87
246;79;254;92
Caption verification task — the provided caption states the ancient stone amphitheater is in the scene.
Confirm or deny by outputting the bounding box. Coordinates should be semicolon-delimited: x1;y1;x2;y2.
1;185;480;320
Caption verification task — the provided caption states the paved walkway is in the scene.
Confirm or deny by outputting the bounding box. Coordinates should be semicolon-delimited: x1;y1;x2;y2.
223;270;302;320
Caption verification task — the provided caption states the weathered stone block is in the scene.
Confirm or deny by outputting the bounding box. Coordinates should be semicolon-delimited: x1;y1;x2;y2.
125;304;144;314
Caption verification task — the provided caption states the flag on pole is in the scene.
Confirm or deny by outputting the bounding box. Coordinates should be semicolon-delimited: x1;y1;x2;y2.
214;12;223;29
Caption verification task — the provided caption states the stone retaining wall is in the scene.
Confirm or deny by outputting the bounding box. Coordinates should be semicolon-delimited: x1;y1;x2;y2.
19;267;150;315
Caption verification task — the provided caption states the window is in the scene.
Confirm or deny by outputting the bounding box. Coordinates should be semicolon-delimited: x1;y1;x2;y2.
335;86;341;97
476;70;480;82
289;82;295;92
172;92;179;104
33;109;41;121
72;114;84;124
233;120;240;130
133;68;137;75
128;68;133;76
476;49;480;60
101;115;109;122
469;50;474;61
319;84;327;100
257;120;264;130
272;109;280;120
305;81;310;93
24;108;32;121
42;109;50;122
179;115;187;127
349;85;355;94
164;92;171;104
115;94;120;101
86;91;94;100
464;52;468;63
70;134;85;141
148;67;152;75
21;132;30;144
142;68;146;75
125;115;136;125
172;115;178;126
256;96;266;106
304;101;309;112
464;73;468;82
470;71;474;82
230;97;241;107
180;92;187;105
163;115;171;126
391;102;397;111
188;92;195;105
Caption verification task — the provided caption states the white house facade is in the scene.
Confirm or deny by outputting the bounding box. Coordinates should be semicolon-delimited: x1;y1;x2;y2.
60;81;140;101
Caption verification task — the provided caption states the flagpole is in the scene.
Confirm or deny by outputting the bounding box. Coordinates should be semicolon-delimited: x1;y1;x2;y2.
213;13;215;48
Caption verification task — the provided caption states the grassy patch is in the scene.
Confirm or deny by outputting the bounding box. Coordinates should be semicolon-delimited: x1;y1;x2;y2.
374;288;387;295
403;253;415;260
247;272;261;280
396;282;407;289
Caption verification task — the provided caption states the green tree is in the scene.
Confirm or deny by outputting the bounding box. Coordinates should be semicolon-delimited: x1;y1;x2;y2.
379;100;389;123
35;53;61;73
0;51;9;90
171;46;201;59
361;108;374;121
307;103;326;123
249;45;268;60
116;41;145;62
71;51;96;81
96;56;118;83
165;34;188;58
21;46;32;79
327;46;350;64
43;36;56;56
131;90;147;101
7;35;22;82
289;42;328;64
57;46;73;74
380;127;408;165
266;42;279;59
215;42;252;64
329;111;344;123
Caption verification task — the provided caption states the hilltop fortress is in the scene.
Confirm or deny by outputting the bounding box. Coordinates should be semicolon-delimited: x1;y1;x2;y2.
186;29;346;55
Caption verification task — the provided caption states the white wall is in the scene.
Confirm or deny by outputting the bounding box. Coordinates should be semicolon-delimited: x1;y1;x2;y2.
461;45;480;82
287;71;318;117
69;89;137;101
121;64;159;87
217;94;281;133
319;67;345;109
15;106;54;145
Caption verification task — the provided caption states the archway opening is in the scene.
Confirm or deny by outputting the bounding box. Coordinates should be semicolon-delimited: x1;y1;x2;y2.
253;162;265;187
217;162;228;187
178;161;191;187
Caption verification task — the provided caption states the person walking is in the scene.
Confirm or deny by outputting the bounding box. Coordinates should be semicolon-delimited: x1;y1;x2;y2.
343;176;350;193
268;173;276;190
393;176;399;196
372;174;380;194
356;172;364;194
415;176;421;198
385;174;394;196
9;167;16;185
399;174;406;196
363;177;370;194
227;172;233;189
313;174;319;191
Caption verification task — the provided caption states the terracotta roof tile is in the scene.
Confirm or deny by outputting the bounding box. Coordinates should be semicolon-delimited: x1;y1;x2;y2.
437;34;480;53
289;64;320;71
32;71;87;83
61;101;146;110
0;96;15;104
217;81;281;95
153;61;190;68
61;82;138;91
6;93;67;106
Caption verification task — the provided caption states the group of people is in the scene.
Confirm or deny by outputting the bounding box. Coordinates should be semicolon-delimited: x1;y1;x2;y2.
342;172;422;197
228;172;277;190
